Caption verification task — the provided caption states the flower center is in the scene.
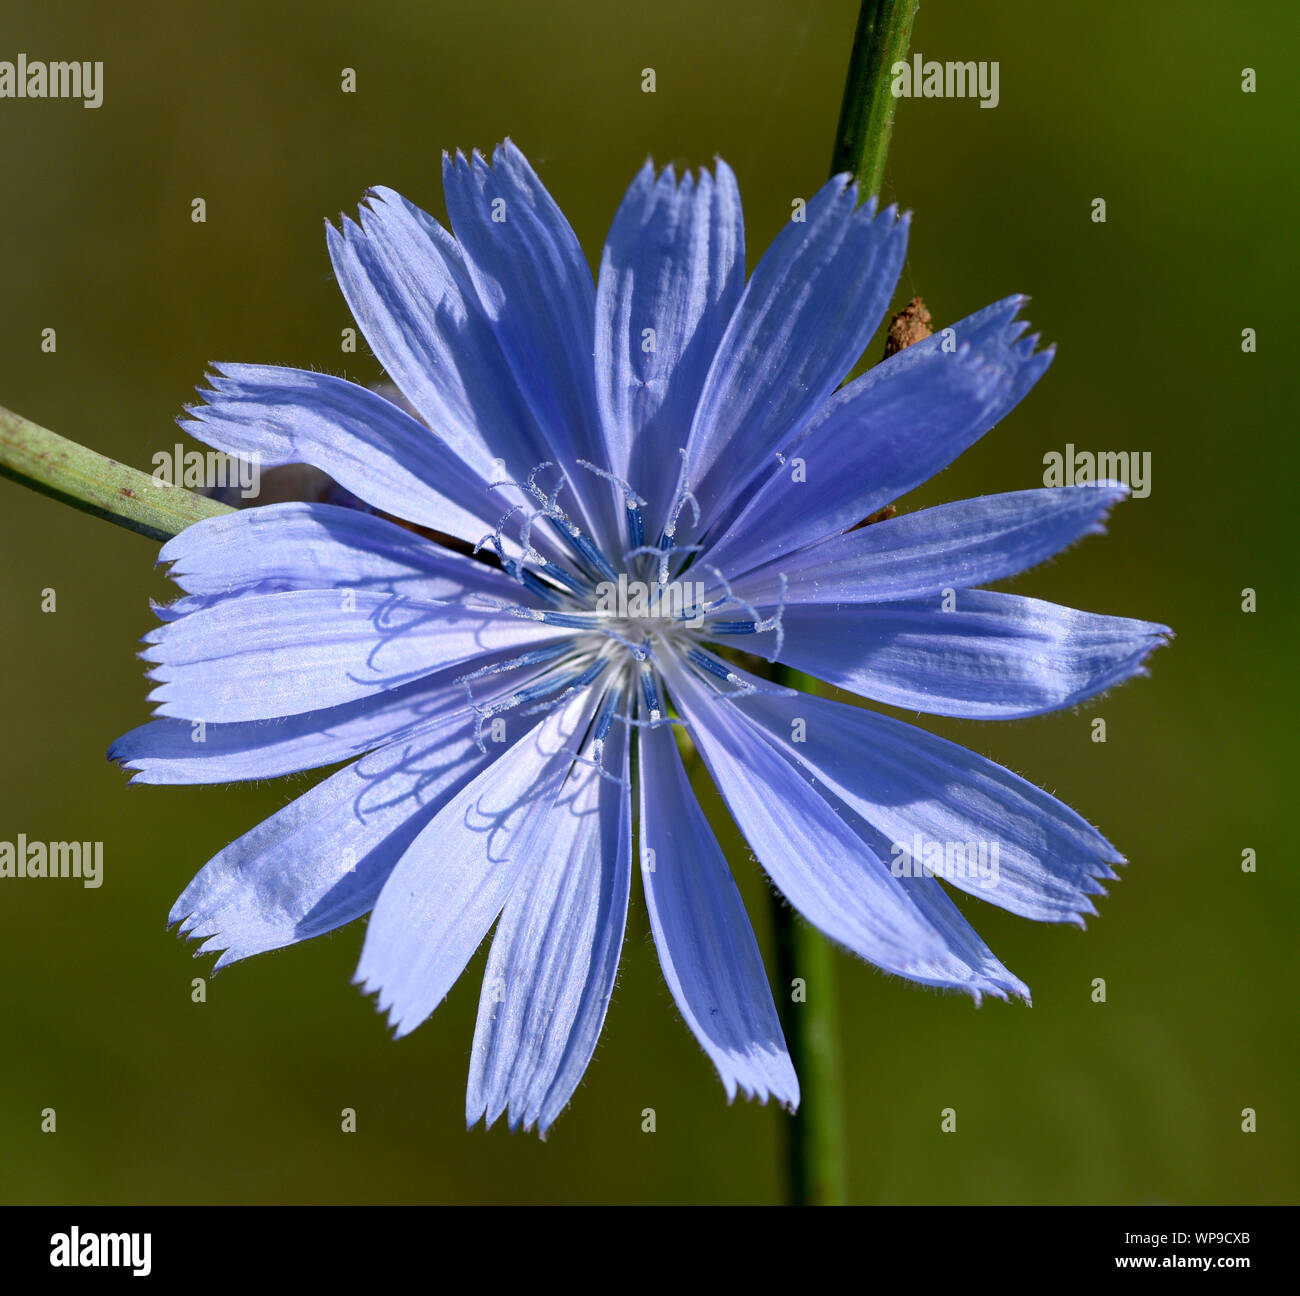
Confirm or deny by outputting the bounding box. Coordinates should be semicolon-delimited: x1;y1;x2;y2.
453;459;788;765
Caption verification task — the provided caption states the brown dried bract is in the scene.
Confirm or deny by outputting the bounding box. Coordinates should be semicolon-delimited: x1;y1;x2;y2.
848;300;935;531
883;296;932;359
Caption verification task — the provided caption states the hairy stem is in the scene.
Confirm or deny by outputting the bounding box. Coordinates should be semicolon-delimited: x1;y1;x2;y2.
830;0;919;201
0;404;232;542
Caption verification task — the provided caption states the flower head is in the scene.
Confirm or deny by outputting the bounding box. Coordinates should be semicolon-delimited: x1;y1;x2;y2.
111;141;1170;1134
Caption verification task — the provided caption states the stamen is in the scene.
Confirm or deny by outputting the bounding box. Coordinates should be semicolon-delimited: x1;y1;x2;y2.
455;642;571;693
518;568;566;608
616;711;684;730
473;500;578;607
539;610;603;630
579;457;660;553
686;646;797;700
623;543;703;563
564;747;631;787
463;595;547;621
472;666;595;750
624;542;702;586
575;459;649;554
587;683;623;768
494;460;556;506
700;566;786;662
686;646;744;685
660;450;701;558
533;462;567;512
457;646;587;752
566;526;620;585
517;660;607;714
639;659;662;723
534;562;588;598
516;662;610;743
474;503;524;564
575;460;646;509
698;565;753;617
491;458;623;587
668;487;701;534
513;508;544;568
597;627;655;660
764;572;788;662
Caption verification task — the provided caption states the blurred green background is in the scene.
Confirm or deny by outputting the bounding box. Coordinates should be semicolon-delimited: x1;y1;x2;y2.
0;0;1295;1205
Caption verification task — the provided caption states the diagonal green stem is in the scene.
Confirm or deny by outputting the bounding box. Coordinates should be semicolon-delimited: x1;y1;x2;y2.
772;0;918;1207
0;403;233;542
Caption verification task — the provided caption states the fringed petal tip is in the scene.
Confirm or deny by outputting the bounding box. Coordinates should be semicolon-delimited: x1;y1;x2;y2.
726;1075;802;1113
971;967;1032;1007
349;971;421;1042
163;906;239;971
623;155;746;197
104;739;148;784
465;1105;552;1138
926;968;1031;1010
1127;624;1175;678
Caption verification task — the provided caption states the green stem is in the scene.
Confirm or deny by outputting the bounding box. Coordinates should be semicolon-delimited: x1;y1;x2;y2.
830;0;919;202
0;403;233;542
772;837;847;1207
772;0;918;1207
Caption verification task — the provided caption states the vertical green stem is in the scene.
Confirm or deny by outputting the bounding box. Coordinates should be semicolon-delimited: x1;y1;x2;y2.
772;854;847;1206
830;0;919;202
772;0;918;1207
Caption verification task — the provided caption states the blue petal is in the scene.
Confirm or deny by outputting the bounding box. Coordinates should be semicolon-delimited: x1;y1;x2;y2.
158;501;528;604
684;174;909;530
142;588;565;721
594;159;744;539
637;717;797;1107
663;659;1026;999
711;678;1122;924
354;689;598;1040
703;296;1053;576
327;188;547;480
769;590;1171;719
182;364;506;547
467;723;632;1134
169;728;493;967
441;141;612;549
881;862;1030;1005
726;485;1130;606
111;643;561;783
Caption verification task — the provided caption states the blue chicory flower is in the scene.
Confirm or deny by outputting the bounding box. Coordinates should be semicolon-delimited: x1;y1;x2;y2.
111;141;1170;1134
